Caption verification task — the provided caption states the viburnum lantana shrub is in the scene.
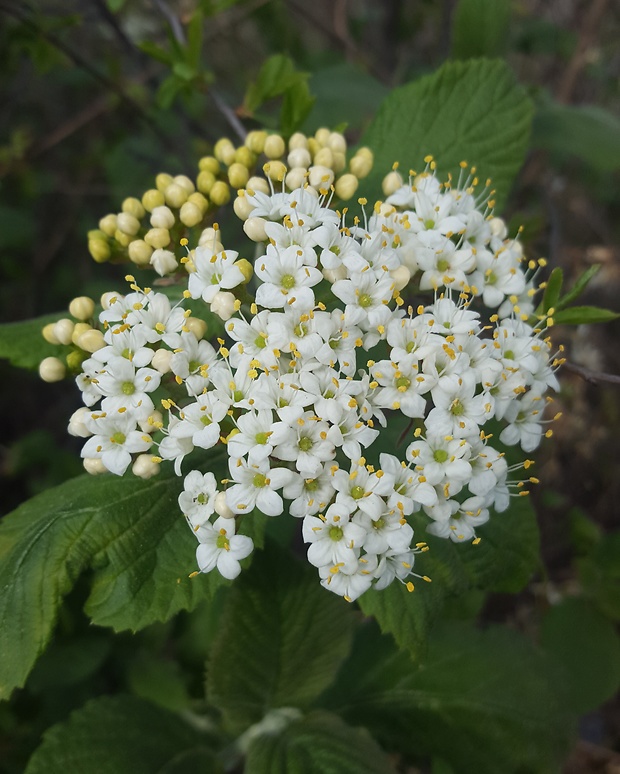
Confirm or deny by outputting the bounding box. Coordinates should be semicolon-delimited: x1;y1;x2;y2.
42;127;563;603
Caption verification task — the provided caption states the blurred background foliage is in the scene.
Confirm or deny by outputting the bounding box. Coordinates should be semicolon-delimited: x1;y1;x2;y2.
1;0;620;771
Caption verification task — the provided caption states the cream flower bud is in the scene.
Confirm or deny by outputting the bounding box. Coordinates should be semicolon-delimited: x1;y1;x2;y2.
314;147;334;168
263;160;287;182
390;264;411;291
39;356;66;382
71;322;91;344
214;490;235;519
164;183;188;208
132;454;160;480
68;407;92;438
246;176;270;195
335;173;358;200
198;227;224;249
214;138;236;165
77;329;106;353
99;214;117;236
245;130;267;154
155;173;174;191
287;147;311;169
199;156;220;174
228;162;250;189
184;317;207;339
327;132;347;153
101;291;121;310
234;258;253;284
150;205;175;229
180;201;203;227
42;323;59;344
233;193;254;221
322;265;348;283
382;170;404;196
116;212;141;236
285;167;307;190
349;152;373;179
114;230;132;247
307;137;320;157
264;134;285;159
314;127;330;146
144;228;171;249
332;152;346;173
151;348;173;374
489;217;507;239
150;248;178;276
69;296;95;321
53;318;75;345
128;239;153;265
308;165;334;190
210;291;236;321
187;192;208;213
174;174;195;194
83;458;108;475
139;410;163;433
288;132;308;150
142;188;165;212
122;197;145;219
197;170;216;194
210;181;231;207
243;216;268;242
88;237;111;263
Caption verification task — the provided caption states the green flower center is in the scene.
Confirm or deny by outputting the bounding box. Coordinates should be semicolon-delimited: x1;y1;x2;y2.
433;449;449;463
437;258;450;272
281;273;296;290
110;432;126;445
252;473;267;488
451;399;465;416
305;479;318;491
233;389;244;402
405;341;416;353
299;436;313;452
293;323;308;337
504;349;514;360
255;432;270;445
358;293;372;308
330;245;340;255
373;518;385;530
121;381;135;395
121;347;132;360
197;493;207;504
351;485;365;500
329;526;343;541
487;270;497;285
200;415;212;426
216;533;229;548
188;359;201;372
254;335;267;349
424;219;435;229
395;376;411;390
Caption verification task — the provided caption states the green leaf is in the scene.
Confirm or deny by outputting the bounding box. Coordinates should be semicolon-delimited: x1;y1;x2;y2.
24;695;219;774
578;532;620;620
532;102;620;172
541;267;563;313
126;652;192;712
329;620;574;773
0;466;227;699
281;80;316;137
172;61;196;83
552;305;620;325
244;55;303;114
557;264;600;310
451;0;512;59
138;40;172;65
186;10;204;69
0;313;65;370
157;75;184;110
360;59;533;210
245;711;396;774
207;543;355;734
27;632;111;691
540;597;620;713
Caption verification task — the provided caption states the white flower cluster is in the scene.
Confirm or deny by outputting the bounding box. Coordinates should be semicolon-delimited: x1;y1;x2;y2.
70;165;562;602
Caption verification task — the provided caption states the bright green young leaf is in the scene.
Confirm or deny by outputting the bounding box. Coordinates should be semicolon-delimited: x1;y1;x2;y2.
0;313;65;370
245;711;397;774
186;9;203;69
540;597;620;713
281;80;316;137
360;59;533;210
157;75;185;109
138;40;173;65
0;465;232;700
578;532;620;621
552;305;619;325
24;695;220;774
207;543;355;734
451;0;512;59
542;267;563;313
328;620;573;774
244;55;304;115
557;264;600;310
172;61;196;82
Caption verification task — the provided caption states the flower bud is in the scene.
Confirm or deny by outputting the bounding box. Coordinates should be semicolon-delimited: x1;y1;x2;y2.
209;181;231;207
264;134;285;159
234;146;255;168
88;237;111;263
214;138;236;165
151;348;172;374
489;217;507;239
335;173;358;200
263;160;287;182
197;170;216;194
142;188;165;212
101;291;121;310
288;132;308;150
99;214;117;236
132;454;160;479
83;458;108;475
246;176;270;195
390;264;411;291
228;162;250;189
164;183;188;208
243;216;268;242
77;328;106;353
139;410;163;433
184;317;207;339
128;239;153;265
150;248;178;276
245;130;267;154
150;205;175;229
382;170;404;196
144;228;171;249
116;212;141;236
199;156;220;174
180;201;203;227
287;147;311;169
68;407;92;438
332;152;346;173
53;318;75;345
307;137;320;157
71;322;91;345
314;127;330;146
114;230;132;247
233;193;254;221
349;152;373;179
327;131;347;154
174;174;195;194
69;296;95;321
210;291;236;321
66;349;87;371
285;167;308;190
122;197;145;219
314;147;333;168
42;323;59;344
155;172;174;191
214;490;235;519
187;192;208;213
322;266;348;282
39;356;66;382
308;165;334;190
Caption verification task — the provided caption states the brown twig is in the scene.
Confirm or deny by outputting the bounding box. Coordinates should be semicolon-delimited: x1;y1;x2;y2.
563;360;620;386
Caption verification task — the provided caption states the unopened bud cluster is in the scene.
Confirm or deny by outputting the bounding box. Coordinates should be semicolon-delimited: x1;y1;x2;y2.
45;139;563;602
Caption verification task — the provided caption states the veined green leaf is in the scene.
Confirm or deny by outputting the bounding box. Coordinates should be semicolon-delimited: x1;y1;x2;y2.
541;267;563;313
0;313;65;370
552;305;620;325
557;264;600;310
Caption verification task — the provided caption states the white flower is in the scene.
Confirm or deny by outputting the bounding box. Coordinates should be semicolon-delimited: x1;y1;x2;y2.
81;412;152;475
255;244;323;309
195;517;254;580
225;457;293;516
188;247;244;303
303;502;366;574
271;411;336;478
